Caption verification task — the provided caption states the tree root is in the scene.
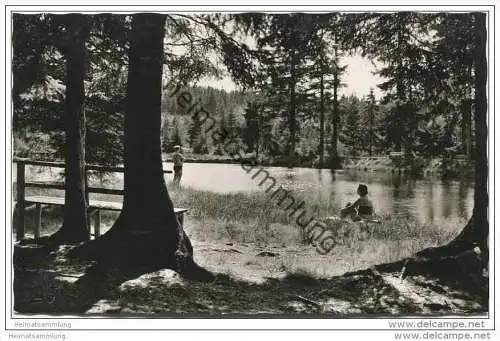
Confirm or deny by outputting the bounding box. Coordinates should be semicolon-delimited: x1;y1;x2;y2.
18;225;89;248
372;230;489;303
64;226;214;283
375;247;488;302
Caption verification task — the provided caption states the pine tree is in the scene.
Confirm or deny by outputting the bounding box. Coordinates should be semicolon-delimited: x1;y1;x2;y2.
188;115;205;154
95;13;206;278
341;13;433;156
243;100;260;154
362;88;378;156
432;13;475;160
306;14;347;168
205;89;217;115
172;116;182;148
42;14;90;244
162;116;183;153
226;109;239;136
329;44;348;167
161;116;170;152
340;95;362;157
256;14;318;159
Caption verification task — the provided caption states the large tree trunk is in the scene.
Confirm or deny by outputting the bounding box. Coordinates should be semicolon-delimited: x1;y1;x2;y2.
461;63;473;160
417;12;488;258
453;12;488;250
101;14;195;272
49;14;89;244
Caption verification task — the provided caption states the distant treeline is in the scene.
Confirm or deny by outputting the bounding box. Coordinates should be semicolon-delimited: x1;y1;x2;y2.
13;13;478;174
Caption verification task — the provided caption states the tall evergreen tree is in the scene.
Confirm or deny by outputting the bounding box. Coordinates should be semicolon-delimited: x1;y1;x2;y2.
243;100;260;154
417;12;488;257
342;13;433;156
363;88;378;156
306;14;347;168
329;44;347;167
432;13;475;160
100;14;200;275
46;14;90;244
340;95;362;157
171;116;183;148
188;115;207;154
256;14;318;159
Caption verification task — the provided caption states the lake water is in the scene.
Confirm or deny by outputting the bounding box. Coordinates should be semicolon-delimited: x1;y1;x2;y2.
164;162;474;224
18;161;474;225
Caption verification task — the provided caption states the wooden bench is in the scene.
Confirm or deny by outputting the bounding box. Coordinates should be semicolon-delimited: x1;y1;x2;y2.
24;195;188;239
14;158;187;241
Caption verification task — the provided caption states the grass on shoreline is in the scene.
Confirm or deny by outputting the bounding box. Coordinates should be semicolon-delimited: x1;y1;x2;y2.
15;183;485;316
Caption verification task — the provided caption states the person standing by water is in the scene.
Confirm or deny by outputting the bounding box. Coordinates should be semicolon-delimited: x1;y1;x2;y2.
172;145;184;188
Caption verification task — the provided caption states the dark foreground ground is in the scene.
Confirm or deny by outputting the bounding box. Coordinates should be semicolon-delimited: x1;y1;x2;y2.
13;240;488;317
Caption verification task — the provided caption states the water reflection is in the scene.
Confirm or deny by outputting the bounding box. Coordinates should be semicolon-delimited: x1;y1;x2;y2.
441;181;453;219
20;161;474;225
458;180;470;220
329;169;336;182
425;182;435;222
161;162;474;224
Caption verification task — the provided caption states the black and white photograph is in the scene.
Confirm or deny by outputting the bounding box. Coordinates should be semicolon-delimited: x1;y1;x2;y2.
2;2;496;340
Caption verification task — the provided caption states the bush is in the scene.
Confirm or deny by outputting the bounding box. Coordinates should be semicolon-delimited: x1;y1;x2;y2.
13;129;57;159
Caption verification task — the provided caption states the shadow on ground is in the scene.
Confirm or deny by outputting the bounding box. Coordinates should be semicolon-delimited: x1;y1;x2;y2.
13;241;487;317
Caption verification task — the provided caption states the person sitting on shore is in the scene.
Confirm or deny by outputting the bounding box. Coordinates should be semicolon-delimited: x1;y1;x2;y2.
172;145;184;187
340;184;374;222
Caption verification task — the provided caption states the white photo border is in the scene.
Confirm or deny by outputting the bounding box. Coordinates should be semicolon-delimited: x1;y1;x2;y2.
1;1;497;336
